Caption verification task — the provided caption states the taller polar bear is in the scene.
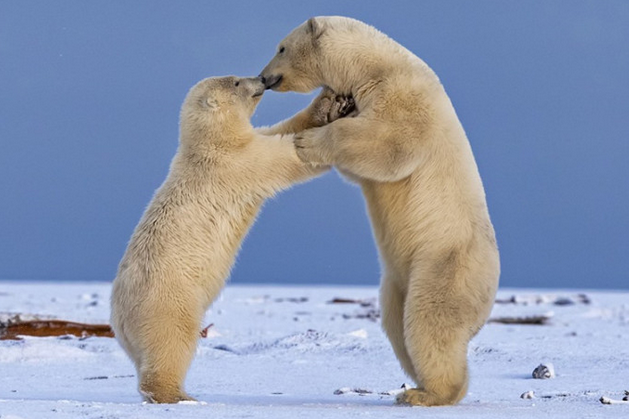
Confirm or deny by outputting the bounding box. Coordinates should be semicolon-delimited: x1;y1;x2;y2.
260;16;500;406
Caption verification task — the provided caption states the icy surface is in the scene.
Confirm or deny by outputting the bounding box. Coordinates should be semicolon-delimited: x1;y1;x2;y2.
1;282;628;418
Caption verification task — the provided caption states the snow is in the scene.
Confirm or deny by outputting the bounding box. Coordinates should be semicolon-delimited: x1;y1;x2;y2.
0;282;628;418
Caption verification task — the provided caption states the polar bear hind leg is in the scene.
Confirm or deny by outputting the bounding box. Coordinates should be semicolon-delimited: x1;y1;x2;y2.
136;306;200;404
379;278;418;382
397;261;472;406
398;302;470;406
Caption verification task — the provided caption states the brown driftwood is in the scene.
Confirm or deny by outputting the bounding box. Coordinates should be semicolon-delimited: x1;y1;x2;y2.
495;293;591;306
327;297;376;308
200;323;214;338
600;390;629;404
1;317;214;340
328;297;361;304
487;313;553;325
0;320;114;340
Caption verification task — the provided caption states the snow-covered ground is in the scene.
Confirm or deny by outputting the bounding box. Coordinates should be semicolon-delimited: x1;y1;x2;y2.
1;282;627;418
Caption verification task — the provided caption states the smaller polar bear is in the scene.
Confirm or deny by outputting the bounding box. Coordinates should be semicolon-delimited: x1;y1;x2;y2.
260;17;500;406
110;76;351;403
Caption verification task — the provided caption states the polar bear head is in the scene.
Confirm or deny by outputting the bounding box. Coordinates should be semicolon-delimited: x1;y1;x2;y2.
179;76;265;144
260;16;386;95
259;17;331;93
183;76;265;119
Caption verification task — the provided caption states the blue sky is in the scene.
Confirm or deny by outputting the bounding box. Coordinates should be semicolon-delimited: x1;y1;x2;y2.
1;1;627;289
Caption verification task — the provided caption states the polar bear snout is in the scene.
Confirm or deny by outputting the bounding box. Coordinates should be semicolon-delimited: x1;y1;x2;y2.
250;77;266;97
260;74;283;90
252;87;265;97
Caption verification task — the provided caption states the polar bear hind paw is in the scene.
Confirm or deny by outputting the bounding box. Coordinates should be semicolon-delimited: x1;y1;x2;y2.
395;388;450;407
141;388;196;404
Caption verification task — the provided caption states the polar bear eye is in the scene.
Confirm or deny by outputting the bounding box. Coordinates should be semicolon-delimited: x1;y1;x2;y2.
278;46;285;54
234;81;240;87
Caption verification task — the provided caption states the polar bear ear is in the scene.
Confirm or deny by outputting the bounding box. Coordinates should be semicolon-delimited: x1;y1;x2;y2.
307;17;324;41
202;96;219;111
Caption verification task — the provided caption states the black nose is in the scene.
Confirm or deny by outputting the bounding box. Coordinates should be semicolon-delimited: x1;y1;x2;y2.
258;75;266;85
261;74;282;90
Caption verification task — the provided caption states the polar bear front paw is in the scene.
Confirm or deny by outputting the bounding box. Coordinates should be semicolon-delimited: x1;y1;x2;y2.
309;87;355;127
329;94;356;123
294;128;329;165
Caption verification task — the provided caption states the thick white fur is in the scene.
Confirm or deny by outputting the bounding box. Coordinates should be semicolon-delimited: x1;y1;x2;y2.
260;17;500;406
110;77;346;403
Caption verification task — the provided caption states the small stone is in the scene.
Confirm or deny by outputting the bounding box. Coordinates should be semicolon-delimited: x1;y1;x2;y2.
553;297;575;306
532;363;555;379
334;387;352;395
577;294;591;304
520;390;535;399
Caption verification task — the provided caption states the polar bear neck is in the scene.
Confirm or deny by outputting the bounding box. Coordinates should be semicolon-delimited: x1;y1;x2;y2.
317;19;440;99
179;103;254;148
178;116;254;160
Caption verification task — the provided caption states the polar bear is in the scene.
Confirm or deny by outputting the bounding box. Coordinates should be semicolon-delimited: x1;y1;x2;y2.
110;76;351;403
260;17;500;406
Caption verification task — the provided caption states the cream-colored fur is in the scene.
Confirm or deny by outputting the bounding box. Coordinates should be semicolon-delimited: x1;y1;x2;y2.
260;17;500;406
110;76;348;403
